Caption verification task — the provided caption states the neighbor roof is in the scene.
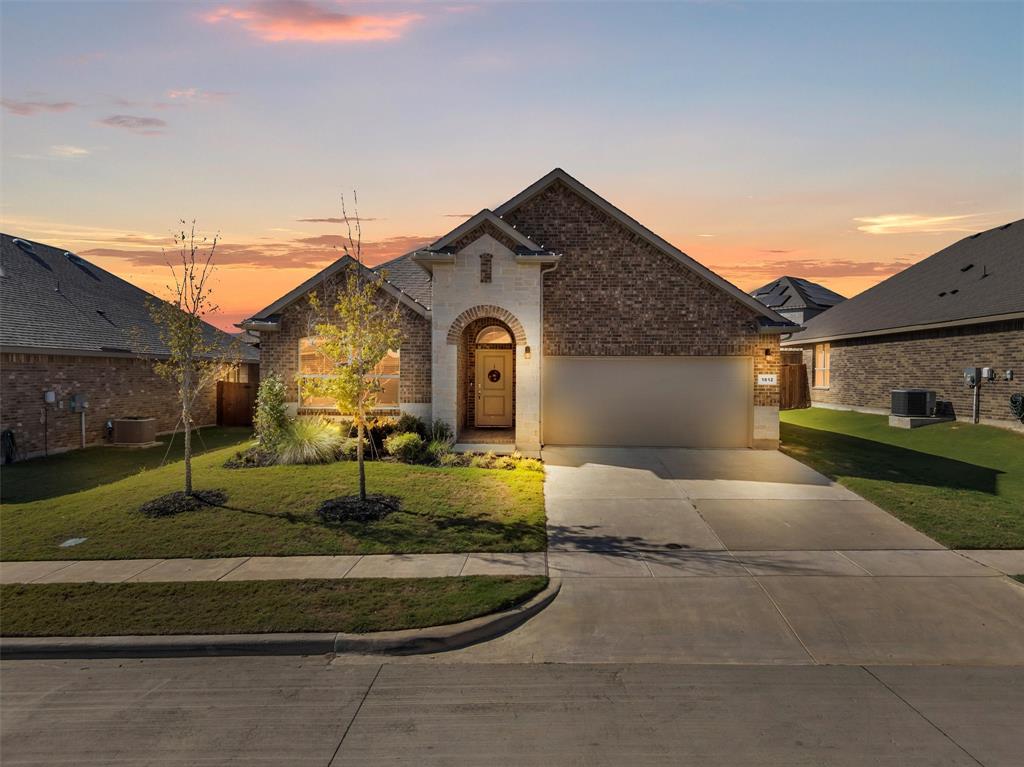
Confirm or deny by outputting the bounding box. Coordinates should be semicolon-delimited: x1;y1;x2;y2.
0;233;257;361
751;276;846;312
784;220;1024;344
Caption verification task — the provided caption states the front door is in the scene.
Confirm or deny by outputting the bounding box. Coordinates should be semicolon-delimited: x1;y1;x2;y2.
475;349;513;427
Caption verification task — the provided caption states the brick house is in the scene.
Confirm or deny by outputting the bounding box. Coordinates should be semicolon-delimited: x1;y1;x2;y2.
782;220;1024;430
750;276;846;325
242;169;796;454
0;234;259;459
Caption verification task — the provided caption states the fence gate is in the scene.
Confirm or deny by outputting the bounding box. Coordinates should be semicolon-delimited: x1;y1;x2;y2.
217;381;257;427
779;363;810;410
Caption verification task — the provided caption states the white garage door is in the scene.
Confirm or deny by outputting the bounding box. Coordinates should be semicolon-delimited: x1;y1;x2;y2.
542;356;752;447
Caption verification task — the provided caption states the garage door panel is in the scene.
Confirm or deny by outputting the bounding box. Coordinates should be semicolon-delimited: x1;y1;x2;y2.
542;357;751;447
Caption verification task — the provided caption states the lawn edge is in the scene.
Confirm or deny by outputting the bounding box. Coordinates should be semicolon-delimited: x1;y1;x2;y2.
0;578;560;660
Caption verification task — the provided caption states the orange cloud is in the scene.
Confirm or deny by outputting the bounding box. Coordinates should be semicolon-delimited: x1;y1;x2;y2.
202;1;422;43
854;213;992;235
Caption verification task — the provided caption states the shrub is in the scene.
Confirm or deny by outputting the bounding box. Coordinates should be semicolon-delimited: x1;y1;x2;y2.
277;417;343;465
438;452;465;468
429;419;454;444
253;375;288;450
337;437;367;461
223;447;276;469
519;458;544;472
384;431;425;463
469;451;497;469
424;438;450;465
492;455;517;471
394;413;429;439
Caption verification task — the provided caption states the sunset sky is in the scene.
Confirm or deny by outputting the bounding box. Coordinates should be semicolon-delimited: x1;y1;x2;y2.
2;1;1021;331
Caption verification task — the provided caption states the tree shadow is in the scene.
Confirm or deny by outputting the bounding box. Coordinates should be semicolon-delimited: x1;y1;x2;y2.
782;424;1002;495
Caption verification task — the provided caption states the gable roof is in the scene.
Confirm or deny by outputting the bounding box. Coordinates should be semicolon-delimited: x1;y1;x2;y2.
495;168;795;328
240;252;430;330
784;219;1024;344
425;210;547;253
751;276;846;313
0;233;256;361
373;251;433;308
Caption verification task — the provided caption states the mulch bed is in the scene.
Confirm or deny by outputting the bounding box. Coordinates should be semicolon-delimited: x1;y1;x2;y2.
139;489;228;518
316;494;401;524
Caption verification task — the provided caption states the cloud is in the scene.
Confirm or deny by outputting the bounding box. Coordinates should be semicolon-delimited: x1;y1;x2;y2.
443;212;474;218
202;0;423;43
165;88;231;102
720;257;917;281
760;249;793;254
296;216;381;223
49;145;91;158
854;213;992;235
98;114;168;135
695;234;715;238
80;233;434;270
2;99;77;116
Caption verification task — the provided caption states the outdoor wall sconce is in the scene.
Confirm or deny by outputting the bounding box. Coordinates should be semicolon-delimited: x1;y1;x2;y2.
764;348;772;359
43;390;56;404
524;345;532;359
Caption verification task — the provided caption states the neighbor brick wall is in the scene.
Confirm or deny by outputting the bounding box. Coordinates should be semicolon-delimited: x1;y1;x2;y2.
502;179;780;407
0;352;216;457
257;272;432;407
794;318;1024;425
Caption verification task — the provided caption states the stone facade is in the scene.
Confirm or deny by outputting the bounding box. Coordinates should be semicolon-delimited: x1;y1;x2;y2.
257;271;432;416
0;352;217;458
792;318;1024;429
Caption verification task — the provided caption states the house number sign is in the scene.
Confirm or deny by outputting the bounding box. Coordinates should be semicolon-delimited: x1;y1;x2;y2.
488;369;502;383
757;374;777;385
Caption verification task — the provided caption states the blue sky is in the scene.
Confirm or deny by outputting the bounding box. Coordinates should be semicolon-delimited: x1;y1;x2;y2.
2;1;1021;329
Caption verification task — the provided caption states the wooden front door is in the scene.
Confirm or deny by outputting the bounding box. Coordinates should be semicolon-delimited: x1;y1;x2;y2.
475;349;513;427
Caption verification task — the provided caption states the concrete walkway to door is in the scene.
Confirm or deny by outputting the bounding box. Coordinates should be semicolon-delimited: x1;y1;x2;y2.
405;446;1024;666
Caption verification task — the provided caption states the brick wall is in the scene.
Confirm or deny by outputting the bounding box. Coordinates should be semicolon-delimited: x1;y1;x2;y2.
502;179;780;407
1;352;216;457
258;272;432;407
794;318;1024;426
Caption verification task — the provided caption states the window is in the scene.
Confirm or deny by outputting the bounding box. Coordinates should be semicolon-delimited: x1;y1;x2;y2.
813;342;831;388
298;337;400;409
480;253;493;283
475;325;513;344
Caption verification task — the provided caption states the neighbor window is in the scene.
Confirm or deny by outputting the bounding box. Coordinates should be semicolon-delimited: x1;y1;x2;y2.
813;342;831;388
298;337;400;409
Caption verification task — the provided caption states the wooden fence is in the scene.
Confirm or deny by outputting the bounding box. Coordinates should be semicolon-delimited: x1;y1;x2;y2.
217;381;257;427
779;363;810;410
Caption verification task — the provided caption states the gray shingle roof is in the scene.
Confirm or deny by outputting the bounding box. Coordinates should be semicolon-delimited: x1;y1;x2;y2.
373;251;432;309
784;220;1024;343
751;276;846;312
1;233;257;361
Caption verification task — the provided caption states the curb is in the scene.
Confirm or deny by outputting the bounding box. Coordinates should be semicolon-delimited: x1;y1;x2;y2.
0;578;560;660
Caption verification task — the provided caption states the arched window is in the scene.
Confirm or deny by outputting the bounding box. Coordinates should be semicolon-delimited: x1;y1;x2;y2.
475;325;513;344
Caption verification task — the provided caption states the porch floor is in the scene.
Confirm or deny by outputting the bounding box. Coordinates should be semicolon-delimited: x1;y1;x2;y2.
457;426;515;444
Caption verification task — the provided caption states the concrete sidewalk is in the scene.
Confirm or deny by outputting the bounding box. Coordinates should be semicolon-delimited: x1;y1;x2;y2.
0;552;548;584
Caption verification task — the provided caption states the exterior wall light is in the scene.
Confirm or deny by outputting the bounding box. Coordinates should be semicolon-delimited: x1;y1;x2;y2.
764;348;772;359
524;345;532;360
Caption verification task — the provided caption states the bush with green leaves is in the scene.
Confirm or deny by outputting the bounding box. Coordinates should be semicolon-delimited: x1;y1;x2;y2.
338;437;367;461
277;417;344;465
429;419;454;444
253;374;288;450
383;431;425;463
424;438;450;465
394;413;429;439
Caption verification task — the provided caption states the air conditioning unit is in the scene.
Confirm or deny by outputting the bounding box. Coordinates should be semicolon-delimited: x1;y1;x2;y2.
891;389;936;417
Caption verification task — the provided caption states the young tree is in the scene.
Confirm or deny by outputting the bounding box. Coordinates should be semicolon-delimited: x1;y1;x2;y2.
302;194;402;501
147;221;237;496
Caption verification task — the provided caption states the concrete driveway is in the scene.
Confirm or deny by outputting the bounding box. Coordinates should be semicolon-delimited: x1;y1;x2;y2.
429;447;1024;665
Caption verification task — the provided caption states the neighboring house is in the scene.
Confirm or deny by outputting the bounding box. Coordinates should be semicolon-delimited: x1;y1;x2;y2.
244;169;795;452
782;220;1024;430
0;234;259;458
751;276;846;325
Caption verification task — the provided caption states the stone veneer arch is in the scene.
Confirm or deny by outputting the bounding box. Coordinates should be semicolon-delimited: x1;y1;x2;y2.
446;304;527;346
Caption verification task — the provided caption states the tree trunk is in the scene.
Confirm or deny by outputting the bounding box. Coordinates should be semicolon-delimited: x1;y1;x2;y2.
184;417;193;496
356;419;367;501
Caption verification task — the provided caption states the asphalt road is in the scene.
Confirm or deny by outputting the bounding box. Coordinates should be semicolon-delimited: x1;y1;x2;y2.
2;656;1022;766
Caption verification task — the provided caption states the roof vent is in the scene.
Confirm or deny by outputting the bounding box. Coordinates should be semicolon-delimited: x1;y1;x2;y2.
960;263;974;272
96;309;116;326
938;291;947;297
12;238;52;271
950;289;959;295
64;251;100;281
999;222;1013;230
969;232;983;239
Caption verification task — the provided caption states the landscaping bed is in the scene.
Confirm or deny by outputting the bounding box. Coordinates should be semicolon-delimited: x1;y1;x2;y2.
0;443;546;560
0;576;548;637
781;409;1024;549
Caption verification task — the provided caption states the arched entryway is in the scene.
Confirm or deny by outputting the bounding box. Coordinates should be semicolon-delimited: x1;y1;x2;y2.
457;316;516;444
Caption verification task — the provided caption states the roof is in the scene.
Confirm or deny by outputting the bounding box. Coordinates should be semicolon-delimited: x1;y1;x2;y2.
0;233;258;362
784;219;1024;344
372;251;433;308
751;276;846;312
241;252;430;329
494;169;794;328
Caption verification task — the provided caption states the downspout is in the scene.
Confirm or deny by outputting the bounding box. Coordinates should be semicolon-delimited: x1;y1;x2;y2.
538;260;559;449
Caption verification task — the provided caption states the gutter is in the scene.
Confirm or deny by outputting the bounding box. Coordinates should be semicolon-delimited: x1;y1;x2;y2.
781;311;1024;346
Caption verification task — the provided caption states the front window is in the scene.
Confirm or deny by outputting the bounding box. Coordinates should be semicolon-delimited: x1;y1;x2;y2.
814;342;831;388
476;325;513;344
298;337;400;409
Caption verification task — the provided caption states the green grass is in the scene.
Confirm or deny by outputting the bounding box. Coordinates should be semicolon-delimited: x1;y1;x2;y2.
0;576;548;637
0;427;254;504
781;408;1024;549
0;443;546;560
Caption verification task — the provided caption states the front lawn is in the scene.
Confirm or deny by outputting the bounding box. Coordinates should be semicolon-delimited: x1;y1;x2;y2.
781;409;1024;549
0;427;254;504
0;444;546;560
0;576;547;636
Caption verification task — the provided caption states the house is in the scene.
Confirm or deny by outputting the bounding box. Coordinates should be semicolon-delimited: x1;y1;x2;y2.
242;169;796;453
0;234;259;458
751;276;846;325
782;220;1024;429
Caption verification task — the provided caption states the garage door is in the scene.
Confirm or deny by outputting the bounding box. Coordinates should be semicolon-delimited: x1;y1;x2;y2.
542;356;752;447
